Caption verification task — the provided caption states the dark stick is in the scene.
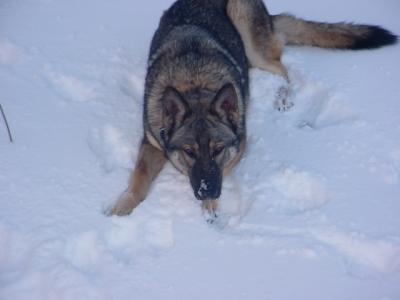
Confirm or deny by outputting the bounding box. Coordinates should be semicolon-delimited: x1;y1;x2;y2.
0;104;13;143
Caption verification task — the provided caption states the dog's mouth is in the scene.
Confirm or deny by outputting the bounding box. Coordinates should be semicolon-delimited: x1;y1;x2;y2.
201;199;218;218
189;160;222;201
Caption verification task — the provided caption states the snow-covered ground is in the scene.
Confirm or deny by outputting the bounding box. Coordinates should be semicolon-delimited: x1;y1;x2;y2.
1;0;399;299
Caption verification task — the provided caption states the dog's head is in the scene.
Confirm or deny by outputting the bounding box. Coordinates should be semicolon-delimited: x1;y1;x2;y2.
159;83;243;201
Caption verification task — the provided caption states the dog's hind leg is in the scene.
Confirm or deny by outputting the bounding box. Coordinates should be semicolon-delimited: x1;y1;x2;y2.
227;0;292;110
107;138;167;216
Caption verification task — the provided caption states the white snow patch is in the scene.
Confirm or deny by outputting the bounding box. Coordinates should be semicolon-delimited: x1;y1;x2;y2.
276;247;317;259
0;225;10;267
217;175;249;227
368;157;399;185
270;168;330;211
64;231;102;272
388;149;400;183
125;73;145;97
47;71;98;102
0;225;33;272
311;94;357;128
105;216;174;261
313;230;400;274
0;38;22;65
88;125;134;172
288;70;356;129
249;68;356;130
391;149;400;164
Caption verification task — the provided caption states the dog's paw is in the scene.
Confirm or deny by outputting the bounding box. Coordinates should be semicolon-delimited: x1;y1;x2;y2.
274;86;294;112
276;100;294;112
105;191;138;217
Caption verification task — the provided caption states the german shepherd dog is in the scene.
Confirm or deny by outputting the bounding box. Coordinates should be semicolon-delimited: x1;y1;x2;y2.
108;0;397;216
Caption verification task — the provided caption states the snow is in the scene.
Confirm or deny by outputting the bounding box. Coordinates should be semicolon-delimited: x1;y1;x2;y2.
1;0;400;299
88;125;134;172
269;168;329;212
47;70;99;103
312;229;400;274
0;38;22;65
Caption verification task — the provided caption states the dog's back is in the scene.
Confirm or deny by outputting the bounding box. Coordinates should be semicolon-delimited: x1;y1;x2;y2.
149;0;247;72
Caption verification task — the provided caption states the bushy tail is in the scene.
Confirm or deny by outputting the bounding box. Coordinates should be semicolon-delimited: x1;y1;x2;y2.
272;14;398;50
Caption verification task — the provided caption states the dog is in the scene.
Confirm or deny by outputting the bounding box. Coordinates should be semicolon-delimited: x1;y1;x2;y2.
108;0;397;216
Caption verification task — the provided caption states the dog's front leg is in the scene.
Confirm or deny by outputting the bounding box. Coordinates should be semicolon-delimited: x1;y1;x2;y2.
107;138;167;216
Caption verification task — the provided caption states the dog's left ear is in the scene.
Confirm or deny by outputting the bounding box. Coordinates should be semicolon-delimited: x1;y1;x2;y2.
211;84;240;130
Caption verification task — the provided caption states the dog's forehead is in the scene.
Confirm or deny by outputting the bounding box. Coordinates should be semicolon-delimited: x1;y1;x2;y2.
171;109;236;146
194;118;207;130
193;118;236;142
184;88;216;108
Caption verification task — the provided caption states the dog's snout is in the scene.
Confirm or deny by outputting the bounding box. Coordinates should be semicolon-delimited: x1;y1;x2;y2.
190;160;222;201
196;178;221;200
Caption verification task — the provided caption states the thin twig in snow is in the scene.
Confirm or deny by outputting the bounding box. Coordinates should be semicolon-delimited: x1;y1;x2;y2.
0;104;13;143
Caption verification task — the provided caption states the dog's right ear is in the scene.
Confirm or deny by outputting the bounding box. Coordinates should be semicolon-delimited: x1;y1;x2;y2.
211;84;240;131
161;87;189;135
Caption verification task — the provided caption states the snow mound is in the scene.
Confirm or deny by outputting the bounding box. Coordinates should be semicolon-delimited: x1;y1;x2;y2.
105;215;174;262
88;125;134;172
250;67;356;130
46;70;99;102
289;69;356;129
120;72;145;99
64;231;103;272
313;229;400;274
270;168;330;212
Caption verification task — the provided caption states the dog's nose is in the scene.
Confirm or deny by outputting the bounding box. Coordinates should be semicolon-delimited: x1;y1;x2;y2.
190;160;222;200
196;178;221;200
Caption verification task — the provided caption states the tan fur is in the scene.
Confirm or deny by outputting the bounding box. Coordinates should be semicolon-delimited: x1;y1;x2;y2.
227;0;290;111
107;140;166;216
227;0;288;81
272;14;371;49
202;200;218;214
145;131;163;151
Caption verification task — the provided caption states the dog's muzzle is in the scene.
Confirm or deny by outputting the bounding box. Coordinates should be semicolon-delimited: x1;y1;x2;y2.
190;159;222;200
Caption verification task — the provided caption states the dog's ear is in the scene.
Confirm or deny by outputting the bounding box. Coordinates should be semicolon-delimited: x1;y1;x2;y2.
161;87;189;134
211;84;240;130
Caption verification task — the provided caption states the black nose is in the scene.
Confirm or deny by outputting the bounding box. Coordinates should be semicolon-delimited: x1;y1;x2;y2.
196;178;221;200
190;160;222;200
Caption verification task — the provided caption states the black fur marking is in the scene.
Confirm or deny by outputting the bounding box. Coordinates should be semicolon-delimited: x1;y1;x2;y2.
351;26;398;50
160;128;167;143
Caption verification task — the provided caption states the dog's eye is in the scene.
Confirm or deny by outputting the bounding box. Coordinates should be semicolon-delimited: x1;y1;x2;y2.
213;145;225;157
183;147;196;158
